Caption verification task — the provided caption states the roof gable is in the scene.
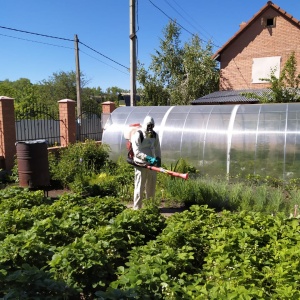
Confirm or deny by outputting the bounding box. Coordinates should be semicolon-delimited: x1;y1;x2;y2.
213;1;300;61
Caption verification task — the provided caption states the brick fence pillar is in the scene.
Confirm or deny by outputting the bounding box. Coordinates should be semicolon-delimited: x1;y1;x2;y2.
58;99;76;147
0;96;16;170
101;101;116;128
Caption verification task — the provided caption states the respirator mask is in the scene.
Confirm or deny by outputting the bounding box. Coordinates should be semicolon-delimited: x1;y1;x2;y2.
146;123;154;138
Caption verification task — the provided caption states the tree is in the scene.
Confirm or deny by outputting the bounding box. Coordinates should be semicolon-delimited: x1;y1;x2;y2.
137;20;219;105
38;71;106;113
137;65;170;106
38;71;81;104
0;80;18;99
105;86;129;104
0;78;42;111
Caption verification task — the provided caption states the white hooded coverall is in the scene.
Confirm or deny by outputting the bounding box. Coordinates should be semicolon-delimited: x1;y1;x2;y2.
131;116;161;209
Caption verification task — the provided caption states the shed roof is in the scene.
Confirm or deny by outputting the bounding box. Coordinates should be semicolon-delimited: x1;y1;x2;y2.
213;1;300;61
191;89;271;105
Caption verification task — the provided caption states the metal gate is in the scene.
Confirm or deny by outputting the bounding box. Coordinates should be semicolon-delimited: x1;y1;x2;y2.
15;104;61;146
76;104;102;142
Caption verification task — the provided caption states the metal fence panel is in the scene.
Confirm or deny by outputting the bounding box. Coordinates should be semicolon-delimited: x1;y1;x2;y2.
15;104;61;146
16;119;61;145
15;103;103;145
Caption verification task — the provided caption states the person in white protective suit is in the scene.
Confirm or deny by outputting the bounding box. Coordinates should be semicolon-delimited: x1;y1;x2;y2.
131;116;161;210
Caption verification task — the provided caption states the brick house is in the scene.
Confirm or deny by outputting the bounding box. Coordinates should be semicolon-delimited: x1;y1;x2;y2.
192;1;300;104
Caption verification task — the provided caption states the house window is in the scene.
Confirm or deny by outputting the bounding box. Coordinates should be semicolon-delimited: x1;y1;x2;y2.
252;56;281;83
266;18;274;26
262;17;276;28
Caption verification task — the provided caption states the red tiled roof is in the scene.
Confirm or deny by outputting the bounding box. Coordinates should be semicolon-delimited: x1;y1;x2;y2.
212;1;300;61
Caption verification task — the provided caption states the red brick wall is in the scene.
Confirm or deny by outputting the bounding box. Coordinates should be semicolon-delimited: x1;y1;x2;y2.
219;7;300;90
0;97;16;170
58;99;76;147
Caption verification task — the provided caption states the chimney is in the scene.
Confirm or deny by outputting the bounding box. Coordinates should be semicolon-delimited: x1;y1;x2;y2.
239;22;247;29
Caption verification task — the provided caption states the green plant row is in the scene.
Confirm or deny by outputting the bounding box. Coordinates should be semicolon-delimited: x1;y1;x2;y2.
1;187;300;299
100;206;300;299
0;188;166;299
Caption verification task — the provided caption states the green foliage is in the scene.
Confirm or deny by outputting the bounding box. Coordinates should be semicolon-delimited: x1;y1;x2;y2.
1;264;78;299
38;70;101;109
49;140;110;188
242;51;300;103
156;171;300;216
65;155;135;200
107;206;300;299
2;179;300;298
0;188;129;299
85;173;123;198
0;78;43;112
49;207;165;294
0;187;47;211
0;72;129;117
169;157;198;175
137;20;219;105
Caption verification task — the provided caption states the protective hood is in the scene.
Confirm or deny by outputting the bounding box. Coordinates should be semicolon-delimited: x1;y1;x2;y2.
142;116;155;131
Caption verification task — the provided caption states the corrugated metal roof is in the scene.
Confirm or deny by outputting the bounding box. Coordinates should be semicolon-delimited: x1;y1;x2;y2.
191;89;271;105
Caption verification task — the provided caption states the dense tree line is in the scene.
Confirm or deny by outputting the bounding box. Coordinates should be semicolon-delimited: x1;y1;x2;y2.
0;71;128;114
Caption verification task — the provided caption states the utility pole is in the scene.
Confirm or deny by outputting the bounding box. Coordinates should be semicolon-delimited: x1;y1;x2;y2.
130;0;137;106
74;34;82;132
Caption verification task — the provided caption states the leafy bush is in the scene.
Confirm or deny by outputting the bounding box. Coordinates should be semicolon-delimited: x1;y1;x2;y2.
49;140;110;188
84;173;120;197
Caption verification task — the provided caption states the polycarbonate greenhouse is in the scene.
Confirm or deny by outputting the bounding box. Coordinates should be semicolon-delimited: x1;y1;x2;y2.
102;103;300;180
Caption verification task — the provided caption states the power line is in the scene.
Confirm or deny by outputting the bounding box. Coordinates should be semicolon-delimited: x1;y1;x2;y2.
164;0;215;43
79;49;129;75
0;25;73;41
147;0;220;48
0;33;73;49
0;25;129;70
148;0;194;36
79;41;129;70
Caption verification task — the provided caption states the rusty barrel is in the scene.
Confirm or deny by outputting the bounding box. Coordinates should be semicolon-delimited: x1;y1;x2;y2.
16;140;50;188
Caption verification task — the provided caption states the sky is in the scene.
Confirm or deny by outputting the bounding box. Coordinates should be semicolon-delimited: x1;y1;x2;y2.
1;0;300;92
